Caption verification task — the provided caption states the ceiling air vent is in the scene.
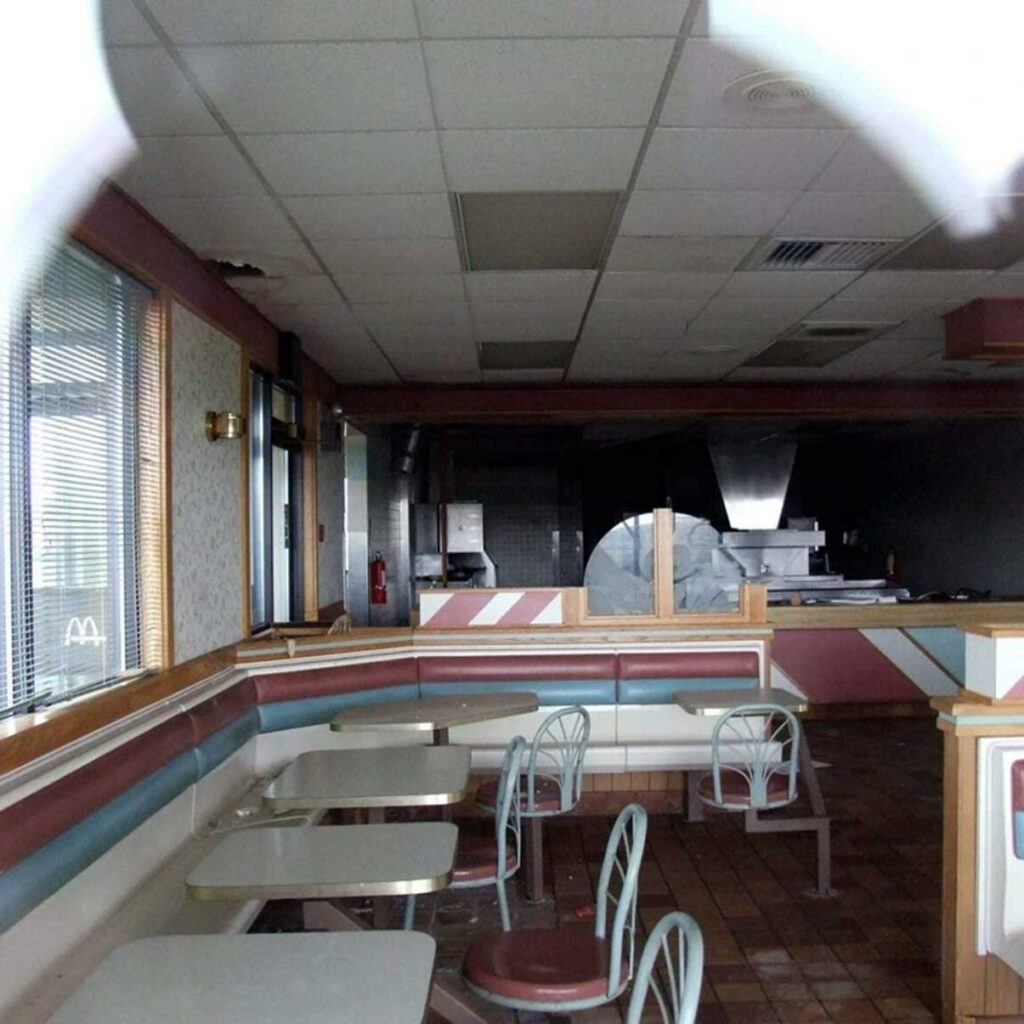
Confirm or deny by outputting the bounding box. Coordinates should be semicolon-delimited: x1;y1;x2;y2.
724;71;820;114
744;321;895;368
743;237;900;271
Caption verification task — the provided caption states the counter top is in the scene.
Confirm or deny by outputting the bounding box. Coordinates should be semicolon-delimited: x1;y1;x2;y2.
768;601;1024;630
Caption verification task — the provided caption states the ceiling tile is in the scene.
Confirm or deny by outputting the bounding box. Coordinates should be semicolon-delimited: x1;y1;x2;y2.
823;335;944;379
356;302;473;342
105;47;220;135
337;274;466;304
416;0;689;38
648;347;746;380
241;275;340;306
889;353;1024;382
440;129;643;191
596;271;727;301
973;271;1024;297
714;270;860;301
773;192;936;239
376;333;479;376
581;299;702;341
197;239;323;276
142;196;300;246
686;297;819;338
471;301;585;341
264;299;364;337
481;368;565;383
181;42;434;132
638;128;847;191
244;132;446;195
620;191;795;237
115;135;265;198
832;270;993;304
284;194;453;240
877;314;946;340
423;39;674;128
812;134;916;192
464;271;596;305
606;235;758;271
315;238;462;276
659;38;847;129
299;331;400;385
101;0;158;44
146;0;417;42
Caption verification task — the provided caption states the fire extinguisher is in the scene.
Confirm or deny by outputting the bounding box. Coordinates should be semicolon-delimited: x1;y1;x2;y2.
370;551;387;605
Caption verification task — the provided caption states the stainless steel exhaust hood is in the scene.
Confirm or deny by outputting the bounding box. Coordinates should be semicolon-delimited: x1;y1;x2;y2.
709;442;796;530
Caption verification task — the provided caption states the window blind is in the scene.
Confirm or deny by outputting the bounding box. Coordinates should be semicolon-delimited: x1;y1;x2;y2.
0;244;157;713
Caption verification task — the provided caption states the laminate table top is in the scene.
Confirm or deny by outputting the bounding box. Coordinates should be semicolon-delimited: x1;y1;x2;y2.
187;823;458;901
47;933;436;1024
262;746;471;812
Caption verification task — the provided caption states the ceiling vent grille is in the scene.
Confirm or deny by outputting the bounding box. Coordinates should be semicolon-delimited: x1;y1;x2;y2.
743;237;900;271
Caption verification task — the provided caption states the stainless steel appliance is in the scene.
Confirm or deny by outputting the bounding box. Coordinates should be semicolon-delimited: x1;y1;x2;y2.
412;502;497;592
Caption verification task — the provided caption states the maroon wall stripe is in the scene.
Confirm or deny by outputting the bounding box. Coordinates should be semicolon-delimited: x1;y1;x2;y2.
252;657;418;704
0;714;195;872
617;651;759;679
772;630;925;703
417;654;616;683
187;680;257;746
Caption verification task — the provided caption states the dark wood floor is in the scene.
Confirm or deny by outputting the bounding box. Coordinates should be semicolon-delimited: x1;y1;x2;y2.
258;716;944;1023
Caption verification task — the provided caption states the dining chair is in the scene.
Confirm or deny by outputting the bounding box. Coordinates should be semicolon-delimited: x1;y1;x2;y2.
450;734;527;931
403;736;526;931
476;704;591;899
462;802;647;1015
698;702;800;812
624;911;704;1024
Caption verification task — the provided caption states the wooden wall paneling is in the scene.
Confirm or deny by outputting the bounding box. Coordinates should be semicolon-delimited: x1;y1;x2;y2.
653;507;675;620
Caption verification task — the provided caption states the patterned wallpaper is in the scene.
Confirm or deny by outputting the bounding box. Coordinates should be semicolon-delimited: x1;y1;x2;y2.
317;441;346;611
170;302;243;663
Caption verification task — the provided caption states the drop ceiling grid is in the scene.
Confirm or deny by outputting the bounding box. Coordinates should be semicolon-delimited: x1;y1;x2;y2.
103;0;1020;386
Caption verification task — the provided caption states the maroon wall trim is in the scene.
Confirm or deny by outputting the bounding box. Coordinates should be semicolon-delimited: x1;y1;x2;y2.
0;714;194;872
187;680;257;746
253;657;419;703
339;383;1024;423
417;654;617;682
617;651;759;679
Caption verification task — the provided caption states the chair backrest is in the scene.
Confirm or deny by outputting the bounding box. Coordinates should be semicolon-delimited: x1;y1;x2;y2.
594;802;648;997
709;702;800;810
624;912;704;1024
527;704;591;813
494;735;527;879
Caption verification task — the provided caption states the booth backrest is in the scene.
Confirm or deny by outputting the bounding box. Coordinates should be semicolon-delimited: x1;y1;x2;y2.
417;653;618;705
617;651;761;704
0;644;763;933
253;657;419;733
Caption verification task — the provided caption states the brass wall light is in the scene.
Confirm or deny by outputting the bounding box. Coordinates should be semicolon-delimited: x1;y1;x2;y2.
205;411;246;441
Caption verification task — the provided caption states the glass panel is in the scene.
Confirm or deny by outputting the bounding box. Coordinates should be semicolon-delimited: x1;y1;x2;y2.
583;513;656;616
271;444;291;621
271;385;296;424
672;513;743;611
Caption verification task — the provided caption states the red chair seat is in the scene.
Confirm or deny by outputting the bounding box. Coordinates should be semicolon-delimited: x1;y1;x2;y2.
476;775;562;815
464;926;622;1005
698;770;791;807
453;833;518;883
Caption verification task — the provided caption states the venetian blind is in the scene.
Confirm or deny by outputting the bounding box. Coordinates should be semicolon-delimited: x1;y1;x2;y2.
0;243;159;714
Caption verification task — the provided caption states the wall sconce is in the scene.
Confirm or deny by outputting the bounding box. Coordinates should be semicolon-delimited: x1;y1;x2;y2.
205;411;246;442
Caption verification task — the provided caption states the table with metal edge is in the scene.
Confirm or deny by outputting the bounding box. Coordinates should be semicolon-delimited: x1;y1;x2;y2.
47;933;436;1024
330;690;539;746
263;745;471;819
675;686;834;897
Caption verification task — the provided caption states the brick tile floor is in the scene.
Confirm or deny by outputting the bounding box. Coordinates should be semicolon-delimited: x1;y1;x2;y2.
257;716;943;1023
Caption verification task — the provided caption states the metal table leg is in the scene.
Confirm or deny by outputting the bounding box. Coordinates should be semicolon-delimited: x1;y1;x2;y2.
525;817;545;902
684;770;705;822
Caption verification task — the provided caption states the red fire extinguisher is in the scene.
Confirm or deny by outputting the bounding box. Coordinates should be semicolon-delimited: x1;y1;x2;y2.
370;551;387;605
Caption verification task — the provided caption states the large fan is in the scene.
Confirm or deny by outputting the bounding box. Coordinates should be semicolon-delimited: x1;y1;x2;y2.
584;513;743;616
